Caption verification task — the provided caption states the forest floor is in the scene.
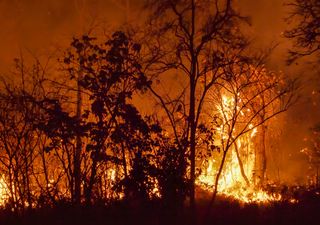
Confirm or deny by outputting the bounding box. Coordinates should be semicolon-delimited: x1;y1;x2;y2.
1;187;320;225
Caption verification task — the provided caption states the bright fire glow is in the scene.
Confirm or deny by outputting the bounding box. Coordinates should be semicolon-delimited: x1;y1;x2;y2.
196;94;282;203
0;176;9;206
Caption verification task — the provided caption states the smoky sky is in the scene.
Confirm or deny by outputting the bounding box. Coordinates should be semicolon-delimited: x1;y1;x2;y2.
0;0;318;183
0;0;296;72
0;0;293;71
0;0;136;71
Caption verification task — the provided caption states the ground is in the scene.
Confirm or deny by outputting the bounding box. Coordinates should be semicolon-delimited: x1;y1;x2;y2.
1;188;320;225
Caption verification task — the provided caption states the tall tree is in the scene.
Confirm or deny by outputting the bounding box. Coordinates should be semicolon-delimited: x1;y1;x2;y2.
203;54;296;206
0;57;50;210
64;32;151;203
143;0;249;209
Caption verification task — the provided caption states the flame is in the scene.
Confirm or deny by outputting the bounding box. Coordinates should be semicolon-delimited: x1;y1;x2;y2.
0;176;9;206
197;156;282;203
197;94;282;203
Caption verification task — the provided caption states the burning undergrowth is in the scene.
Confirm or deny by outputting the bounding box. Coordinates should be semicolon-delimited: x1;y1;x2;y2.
195;86;296;204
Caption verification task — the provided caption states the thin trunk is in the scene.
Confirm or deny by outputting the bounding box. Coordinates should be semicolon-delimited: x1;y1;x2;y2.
74;0;85;205
121;142;128;179
85;159;97;205
204;149;228;223
234;142;250;187
40;144;53;201
259;96;267;186
189;80;196;209
260;125;267;186
74;67;83;205
189;0;196;213
24;151;32;208
212;150;227;204
8;163;15;205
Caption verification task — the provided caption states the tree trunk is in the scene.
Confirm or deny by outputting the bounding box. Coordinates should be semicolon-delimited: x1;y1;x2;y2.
85;159;97;205
121;142;128;179
74;70;83;205
24;151;32;209
254;124;267;187
189;79;196;210
260;125;267;185
234;142;250;187
204;149;228;223
189;0;196;213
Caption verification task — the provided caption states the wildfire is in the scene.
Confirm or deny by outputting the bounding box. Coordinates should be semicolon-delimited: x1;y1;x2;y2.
197;157;282;203
0;176;9;206
196;94;282;203
0;92;293;207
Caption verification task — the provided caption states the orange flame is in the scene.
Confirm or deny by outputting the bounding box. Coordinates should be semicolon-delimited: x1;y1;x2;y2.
197;94;282;203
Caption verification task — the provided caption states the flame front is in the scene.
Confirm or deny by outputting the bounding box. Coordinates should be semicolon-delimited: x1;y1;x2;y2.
197;94;282;203
0;176;9;206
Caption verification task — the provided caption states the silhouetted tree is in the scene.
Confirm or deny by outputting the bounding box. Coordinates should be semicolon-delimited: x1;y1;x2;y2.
154;135;188;210
143;0;249;210
202;52;297;209
285;0;320;63
64;31;151;204
0;57;50;210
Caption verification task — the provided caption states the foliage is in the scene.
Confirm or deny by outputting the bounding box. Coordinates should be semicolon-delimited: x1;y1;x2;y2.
64;31;150;162
143;0;250;208
0;10;298;213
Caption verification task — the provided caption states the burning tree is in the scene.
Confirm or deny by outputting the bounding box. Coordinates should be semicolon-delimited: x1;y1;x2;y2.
0;29;199;210
196;52;296;205
0;1;301;214
285;0;320;187
0;31;157;208
0;57;54;209
0;80;37;209
143;0;249;209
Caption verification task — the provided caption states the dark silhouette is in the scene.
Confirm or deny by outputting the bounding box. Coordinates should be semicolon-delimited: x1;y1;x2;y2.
0;1;315;224
285;0;320;63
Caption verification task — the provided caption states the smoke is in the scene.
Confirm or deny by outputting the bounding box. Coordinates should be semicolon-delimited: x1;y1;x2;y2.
0;0;136;72
240;0;320;184
0;0;317;185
